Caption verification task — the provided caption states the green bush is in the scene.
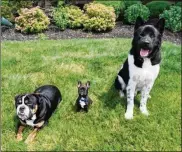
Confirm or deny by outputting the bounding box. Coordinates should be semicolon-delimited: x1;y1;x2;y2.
175;2;182;7
146;1;171;18
124;4;150;24
65;5;85;28
15;7;50;33
94;1;125;19
123;0;141;8
52;6;69;30
1;5;15;22
83;3;116;31
1;0;33;23
160;6;181;32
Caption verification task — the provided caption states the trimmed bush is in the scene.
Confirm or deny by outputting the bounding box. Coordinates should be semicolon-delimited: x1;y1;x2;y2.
83;3;116;31
175;2;182;7
15;7;50;33
160;6;181;32
94;1;125;19
1;5;15;22
123;0;141;8
146;1;171;18
52;7;69;30
65;5;85;29
124;4;150;24
1;0;33;23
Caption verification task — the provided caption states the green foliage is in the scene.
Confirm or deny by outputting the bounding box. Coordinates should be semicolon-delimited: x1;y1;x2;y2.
65;5;85;29
83;3;116;31
52;6;69;30
123;0;141;8
94;1;125;19
160;6;182;32
15;7;50;33
175;2;182;7
146;1;171;18
124;4;150;24
1;0;33;22
1;5;15;22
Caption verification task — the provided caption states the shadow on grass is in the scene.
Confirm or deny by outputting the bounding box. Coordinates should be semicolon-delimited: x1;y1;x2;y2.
99;82;140;110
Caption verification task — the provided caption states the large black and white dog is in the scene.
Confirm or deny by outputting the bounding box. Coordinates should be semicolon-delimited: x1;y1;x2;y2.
115;17;165;119
15;85;62;143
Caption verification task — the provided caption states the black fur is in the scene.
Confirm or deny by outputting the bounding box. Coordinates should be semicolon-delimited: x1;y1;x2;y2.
76;81;92;112
115;17;165;91
15;85;62;128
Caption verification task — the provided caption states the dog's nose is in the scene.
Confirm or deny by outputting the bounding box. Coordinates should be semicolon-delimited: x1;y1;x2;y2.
19;107;25;112
143;40;150;45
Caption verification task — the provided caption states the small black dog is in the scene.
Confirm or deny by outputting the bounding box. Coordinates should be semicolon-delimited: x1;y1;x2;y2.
115;17;165;119
76;81;92;112
15;85;62;143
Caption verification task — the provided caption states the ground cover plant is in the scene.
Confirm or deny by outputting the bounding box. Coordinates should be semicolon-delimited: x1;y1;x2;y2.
1;38;181;151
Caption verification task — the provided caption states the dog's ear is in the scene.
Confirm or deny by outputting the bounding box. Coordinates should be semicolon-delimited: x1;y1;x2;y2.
78;81;82;88
155;18;165;35
134;16;144;31
86;81;90;88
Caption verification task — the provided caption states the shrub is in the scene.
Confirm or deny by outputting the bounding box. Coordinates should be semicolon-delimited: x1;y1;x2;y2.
65;5;85;28
1;5;15;22
160;6;181;32
94;1;125;19
52;6;69;30
83;3;116;31
124;4;150;24
146;1;171;18
1;0;33;23
123;0;141;9
175;2;182;7
15;7;50;33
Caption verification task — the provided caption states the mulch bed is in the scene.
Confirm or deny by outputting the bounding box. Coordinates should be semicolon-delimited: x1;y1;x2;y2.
1;22;181;45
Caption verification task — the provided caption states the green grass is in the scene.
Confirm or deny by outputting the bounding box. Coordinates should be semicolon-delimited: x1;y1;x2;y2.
1;38;181;151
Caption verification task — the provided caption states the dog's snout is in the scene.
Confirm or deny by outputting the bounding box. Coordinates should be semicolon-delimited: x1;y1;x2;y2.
19;106;25;112
143;40;150;45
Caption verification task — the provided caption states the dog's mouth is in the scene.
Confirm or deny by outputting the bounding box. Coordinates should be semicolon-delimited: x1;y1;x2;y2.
140;49;151;57
18;112;28;120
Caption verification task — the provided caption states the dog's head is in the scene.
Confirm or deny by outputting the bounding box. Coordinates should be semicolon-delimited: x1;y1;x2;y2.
132;17;165;58
77;81;90;97
15;94;38;120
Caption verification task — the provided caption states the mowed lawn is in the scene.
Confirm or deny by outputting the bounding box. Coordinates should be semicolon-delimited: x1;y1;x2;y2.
1;38;181;151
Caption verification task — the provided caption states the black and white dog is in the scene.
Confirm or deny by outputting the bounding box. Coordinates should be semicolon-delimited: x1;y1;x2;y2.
115;17;165;119
15;85;62;143
76;81;93;112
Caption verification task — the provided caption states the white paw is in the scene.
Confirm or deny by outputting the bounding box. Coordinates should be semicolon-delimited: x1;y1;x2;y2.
124;112;133;120
140;107;149;116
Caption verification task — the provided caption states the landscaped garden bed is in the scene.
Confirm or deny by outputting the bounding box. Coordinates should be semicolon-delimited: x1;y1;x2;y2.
1;0;181;44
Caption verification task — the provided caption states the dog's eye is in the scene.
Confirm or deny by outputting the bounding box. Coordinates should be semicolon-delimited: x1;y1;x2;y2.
140;33;145;37
24;100;28;104
18;100;22;104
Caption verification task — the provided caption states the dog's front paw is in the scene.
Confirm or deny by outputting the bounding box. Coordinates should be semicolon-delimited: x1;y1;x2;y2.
140;106;149;116
124;112;133;120
16;134;23;141
25;136;33;144
25;134;36;144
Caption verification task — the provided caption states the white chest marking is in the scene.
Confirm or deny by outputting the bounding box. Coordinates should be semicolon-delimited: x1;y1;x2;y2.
79;98;86;108
26;115;36;127
128;54;160;90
